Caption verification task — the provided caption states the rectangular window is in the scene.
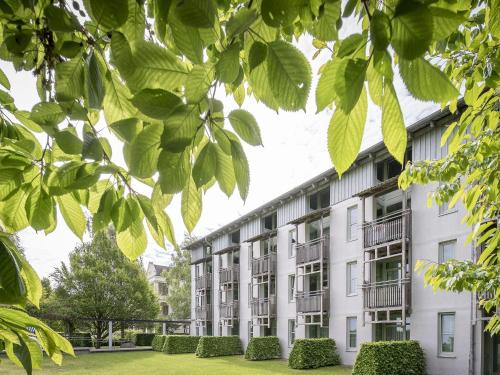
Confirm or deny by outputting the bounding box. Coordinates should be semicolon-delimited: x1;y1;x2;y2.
248;282;252;304
347;262;357;296
263;212;277;231
288;319;296;347
439;240;456;263
439;313;455;355
231;230;240;244
288;229;297;258
248;321;253;339
288;274;296;302
347;205;358;241
346;317;357;350
309;186;330;211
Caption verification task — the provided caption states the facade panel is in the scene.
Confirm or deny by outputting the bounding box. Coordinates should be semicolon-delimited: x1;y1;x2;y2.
277;194;306;227
331;161;374;205
241;217;261;242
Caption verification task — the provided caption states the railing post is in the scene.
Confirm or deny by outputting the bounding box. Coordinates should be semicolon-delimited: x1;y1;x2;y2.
108;320;113;349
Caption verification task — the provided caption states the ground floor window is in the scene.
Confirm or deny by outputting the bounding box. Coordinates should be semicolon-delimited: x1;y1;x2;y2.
206;322;213;336
346;317;357;350
438;312;455;356
231;321;239;336
263;318;277;336
306;324;329;338
248;321;253;339
288;319;295;347
374;322;408;341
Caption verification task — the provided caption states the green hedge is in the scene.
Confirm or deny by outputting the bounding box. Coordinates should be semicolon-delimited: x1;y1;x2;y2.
152;335;167;351
288;338;340;369
245;336;281;361
133;333;156;346
68;332;92;347
163;335;201;354
195;336;243;358
352;340;425;375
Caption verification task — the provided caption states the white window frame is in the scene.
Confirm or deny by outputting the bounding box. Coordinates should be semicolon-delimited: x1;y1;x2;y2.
288;319;295;347
438;239;456;264
288;274;296;302
438;183;458;216
346;261;357;296
347;205;358;241
438;312;456;357
346;317;357;351
288;228;297;258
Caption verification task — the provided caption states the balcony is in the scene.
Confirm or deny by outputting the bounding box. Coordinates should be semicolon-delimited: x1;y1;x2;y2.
251;253;277;276
363;210;411;248
296;237;329;265
220;302;239;319
250;297;276;317
195;273;212;290
195;305;212;320
296;290;329;313
363;279;411;310
219;266;239;284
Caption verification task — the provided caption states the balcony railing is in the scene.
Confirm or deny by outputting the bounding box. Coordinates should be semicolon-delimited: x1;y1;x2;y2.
363;279;411;309
250;297;276;317
220;302;239;319
363;210;411;248
251;253;277;276
296;290;329;313
219;266;239;284
296;237;329;265
195;304;212;321
195;273;212;290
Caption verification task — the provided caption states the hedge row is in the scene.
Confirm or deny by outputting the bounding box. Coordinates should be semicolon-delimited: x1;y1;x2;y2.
133;333;156;346
245;336;281;361
152;335;167;351
352;340;425;375
288;338;340;369
163;335;201;354
195;336;243;358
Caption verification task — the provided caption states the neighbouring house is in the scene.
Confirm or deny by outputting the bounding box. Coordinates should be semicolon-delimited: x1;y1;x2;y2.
146;262;171;318
185;105;495;375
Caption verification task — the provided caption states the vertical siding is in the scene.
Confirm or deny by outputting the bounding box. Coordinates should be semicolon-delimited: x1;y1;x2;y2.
212;234;229;253
241;217;261;242
331;161;374;204
191;245;204;262
412;126;449;161
277;194;306;226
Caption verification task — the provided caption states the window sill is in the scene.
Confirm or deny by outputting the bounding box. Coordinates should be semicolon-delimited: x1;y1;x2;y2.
438;353;456;358
346;238;358;243
346;293;358;297
438;209;458;217
346;348;357;352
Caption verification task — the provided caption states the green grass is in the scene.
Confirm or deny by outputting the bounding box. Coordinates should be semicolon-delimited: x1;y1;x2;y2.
0;351;352;374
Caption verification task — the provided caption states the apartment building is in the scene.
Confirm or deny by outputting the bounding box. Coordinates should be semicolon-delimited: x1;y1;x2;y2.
146;262;171;318
187;106;495;375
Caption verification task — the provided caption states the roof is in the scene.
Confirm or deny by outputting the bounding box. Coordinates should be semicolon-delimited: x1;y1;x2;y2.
245;228;278;243
153;264;169;276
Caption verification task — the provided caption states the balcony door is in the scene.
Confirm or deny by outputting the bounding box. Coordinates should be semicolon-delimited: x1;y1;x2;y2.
376;260;401;282
484;329;500;375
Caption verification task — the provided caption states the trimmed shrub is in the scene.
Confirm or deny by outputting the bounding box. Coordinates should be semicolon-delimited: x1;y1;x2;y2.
163;335;201;354
352;340;425;375
152;335;167;351
288;338;340;369
195;336;243;358
133;333;156;346
68;332;92;347
245;336;281;361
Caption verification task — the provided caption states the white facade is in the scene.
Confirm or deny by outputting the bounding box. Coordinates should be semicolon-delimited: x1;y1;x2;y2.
188;109;493;375
146;262;171;318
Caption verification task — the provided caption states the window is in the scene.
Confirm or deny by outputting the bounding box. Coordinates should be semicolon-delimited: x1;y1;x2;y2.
161;303;169;316
439;200;457;216
347;205;358;241
248;283;252;304
288;274;296;302
347;262;357;296
248;321;253;339
376;157;401;182
439;240;456;263
306;324;329;338
203;245;212;257
158;282;168;296
263;212;277;231
288;229;297;258
218;324;223;336
309;186;330;211
231;230;240;244
439;313;455;355
288;319;296;347
231;321;239;336
346;317;357;350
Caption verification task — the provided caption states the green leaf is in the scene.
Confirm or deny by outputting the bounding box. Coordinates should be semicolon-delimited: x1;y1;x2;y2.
109;118;142;143
0;239;25;304
381;81;406;164
0;68;11;90
117;218;147;260
84;51;104;109
215;145;236;197
56;194;86;240
334;58;367;113
313;0;341;41
316;59;341;112
226;8;258;38
25;188;54;231
92;188;117;233
343;0;357;17
175;0;216;28
228;109;262;146
54;129;83;155
161;106;202;152
121;0;146;46
168;11;204;64
337;33;365;58
85;0;129;29
131;88;182;119
248;51;279;111
158;150;190;194
399;57;459;102
181;176;202;232
102;70;137;125
128;124;163;178
136;194;159;232
111;198;132;233
370;10;391;50
192;142;217;188
185;65;213;103
231;140;250;200
30;102;65;127
327;87;368;176
157;210;176;246
267;40;311;111
430;8;466;41
392;0;433;60
0;187;30;232
248;42;267;72
0;169;22;201
261;0;298;27
44;4;78;32
216;44;241;84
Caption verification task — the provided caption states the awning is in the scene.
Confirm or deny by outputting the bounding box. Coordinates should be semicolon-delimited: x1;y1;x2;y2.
245;229;278;243
355;176;399;198
288;206;331;225
213;244;240;255
190;256;212;265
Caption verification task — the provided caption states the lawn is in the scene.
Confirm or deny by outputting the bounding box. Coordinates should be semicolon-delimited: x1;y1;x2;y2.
0;351;352;374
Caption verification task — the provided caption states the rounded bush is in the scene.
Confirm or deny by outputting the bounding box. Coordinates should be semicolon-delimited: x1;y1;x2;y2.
288;338;340;369
195;336;243;358
245;336;281;360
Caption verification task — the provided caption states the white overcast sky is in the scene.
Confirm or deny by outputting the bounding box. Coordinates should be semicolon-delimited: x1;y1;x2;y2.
2;19;438;277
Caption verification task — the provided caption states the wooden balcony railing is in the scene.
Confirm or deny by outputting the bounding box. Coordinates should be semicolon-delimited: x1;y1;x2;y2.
220;302;239;319
219;266;239;284
363;210;411;248
195;304;212;320
363;279;411;309
250;297;276;317
251;253;277;276
296;237;329;265
195;273;212;290
296;290;329;313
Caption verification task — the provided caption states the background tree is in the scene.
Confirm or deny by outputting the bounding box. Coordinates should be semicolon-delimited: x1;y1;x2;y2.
49;230;159;348
163;242;192;320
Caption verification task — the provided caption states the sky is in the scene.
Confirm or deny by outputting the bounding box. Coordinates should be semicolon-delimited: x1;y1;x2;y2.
1;22;439;278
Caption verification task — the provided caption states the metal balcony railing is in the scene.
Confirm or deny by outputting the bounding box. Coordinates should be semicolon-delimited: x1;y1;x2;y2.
363;279;411;309
250;297;276;317
195;273;212;290
296;290;329;313
363;210;411;248
219;266;239;284
195;304;212;320
296;237;329;265
251;253;277;276
220;302;239;319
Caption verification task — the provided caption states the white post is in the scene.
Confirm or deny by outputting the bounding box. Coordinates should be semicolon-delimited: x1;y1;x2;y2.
162;322;166;335
108;321;113;349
